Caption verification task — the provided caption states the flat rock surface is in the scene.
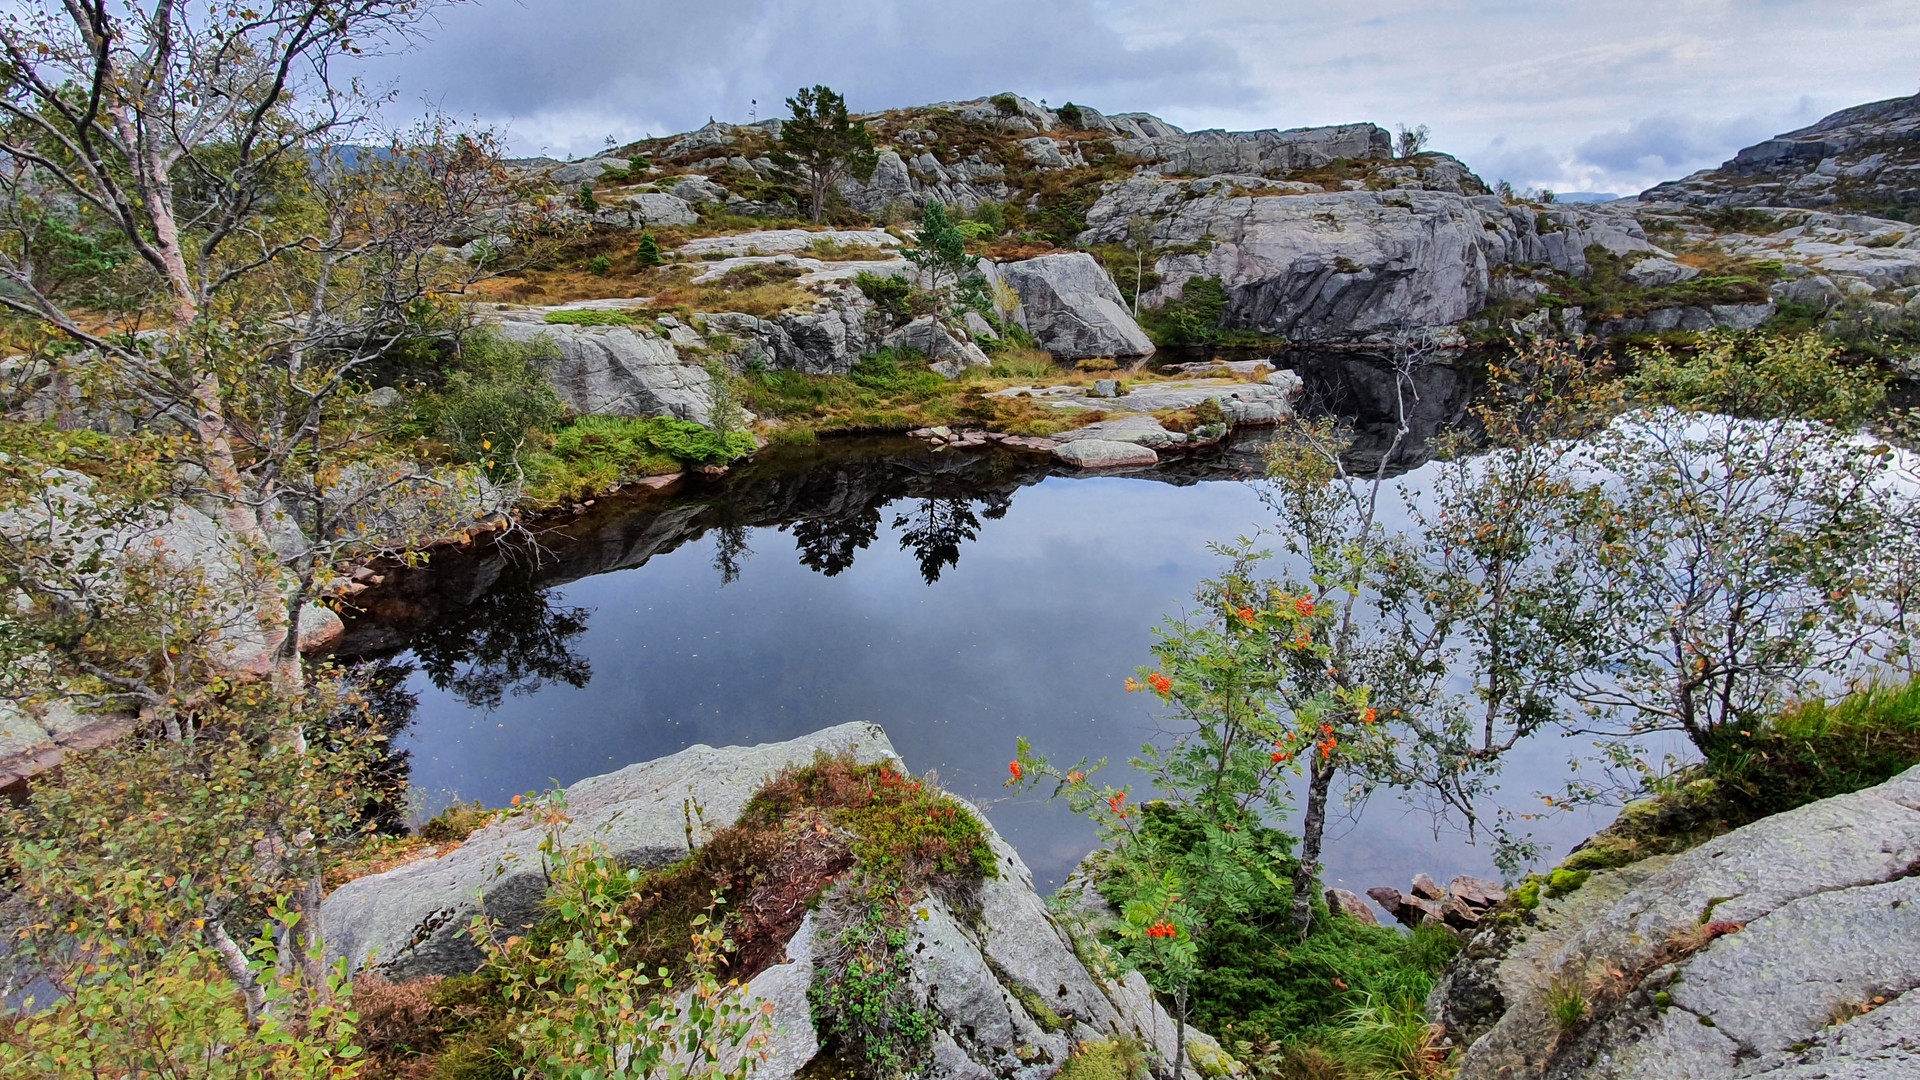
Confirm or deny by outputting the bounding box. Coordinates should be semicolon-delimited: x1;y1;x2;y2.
1450;763;1920;1080
1051;439;1160;469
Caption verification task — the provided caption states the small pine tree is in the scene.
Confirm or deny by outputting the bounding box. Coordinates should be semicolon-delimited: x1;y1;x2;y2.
577;182;598;211
635;231;663;268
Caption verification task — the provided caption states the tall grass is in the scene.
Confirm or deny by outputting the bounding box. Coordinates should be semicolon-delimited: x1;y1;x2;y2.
1704;678;1920;815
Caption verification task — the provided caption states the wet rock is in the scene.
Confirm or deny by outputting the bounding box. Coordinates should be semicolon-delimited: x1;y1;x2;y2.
1326;888;1380;926
1055;415;1177;448
1051;439;1159;469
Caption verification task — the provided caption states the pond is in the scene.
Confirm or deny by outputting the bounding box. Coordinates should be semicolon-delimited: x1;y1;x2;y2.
338;350;1620;906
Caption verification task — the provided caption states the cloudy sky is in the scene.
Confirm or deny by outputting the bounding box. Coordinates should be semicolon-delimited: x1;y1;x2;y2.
360;0;1920;196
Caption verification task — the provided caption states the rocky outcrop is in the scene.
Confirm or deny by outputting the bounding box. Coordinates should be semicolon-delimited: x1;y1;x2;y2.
988;252;1155;358
1434;763;1920;1080
1080;184;1657;341
490;314;724;424
1641;91;1920;217
323;723;895;979
1116;123;1390;176
322;722;1233;1079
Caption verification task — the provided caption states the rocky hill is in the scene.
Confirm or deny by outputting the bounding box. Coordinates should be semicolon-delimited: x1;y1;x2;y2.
1642;91;1920;220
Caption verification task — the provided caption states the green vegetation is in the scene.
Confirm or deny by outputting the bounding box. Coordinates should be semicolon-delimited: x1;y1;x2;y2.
634;230;663;267
541;308;638;325
1057;1039;1147;1080
1629;330;1889;425
1701;679;1920;817
410;331;569;480
1545;977;1589;1033
771;85;880;223
1141;275;1228;345
525;414;754;502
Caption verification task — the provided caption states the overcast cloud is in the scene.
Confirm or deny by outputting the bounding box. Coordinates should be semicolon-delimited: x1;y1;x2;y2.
359;0;1920;195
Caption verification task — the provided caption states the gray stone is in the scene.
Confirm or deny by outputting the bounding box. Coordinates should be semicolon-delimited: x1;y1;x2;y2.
961;310;998;340
1772;274;1843;310
1055;415;1177;447
612;192;697;228
1625;256;1701;286
880;316;991;374
991;252;1155;358
1326;888;1380;926
490;316;722;424
1079;184;1657;341
677;229;899;258
668;175;730;203
322;722;898;979
1091;378;1118;397
1596;301;1776;337
1051;439;1159;469
550;157;629;186
1448;763;1920;1080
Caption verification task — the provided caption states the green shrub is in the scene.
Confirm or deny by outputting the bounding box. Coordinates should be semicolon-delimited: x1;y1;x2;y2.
413;332;568;479
634;231;663;267
585;254;612;276
969;200;1008;234
852;270;915;325
1092;804;1459;1049
418;800;499;844
990;93;1020;117
1629;331;1889;425
548;414;752;471
1141;276;1228;345
847;348;947;397
541;309;636;326
1056;103;1086;130
576;182;597;211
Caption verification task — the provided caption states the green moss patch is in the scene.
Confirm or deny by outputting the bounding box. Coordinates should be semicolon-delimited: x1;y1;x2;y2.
541;308;638;326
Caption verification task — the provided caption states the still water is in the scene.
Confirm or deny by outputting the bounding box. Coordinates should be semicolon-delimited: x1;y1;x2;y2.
339;354;1618;906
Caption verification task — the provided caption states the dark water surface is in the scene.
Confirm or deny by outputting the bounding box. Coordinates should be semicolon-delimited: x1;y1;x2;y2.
340;352;1616;903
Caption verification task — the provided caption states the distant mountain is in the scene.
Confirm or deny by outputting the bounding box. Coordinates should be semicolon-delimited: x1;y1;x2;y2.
1553;192;1619;204
1641;91;1920;220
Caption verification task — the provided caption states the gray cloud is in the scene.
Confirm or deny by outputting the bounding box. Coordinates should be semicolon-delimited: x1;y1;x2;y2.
356;0;1920;190
1575;114;1780;180
363;0;1253;156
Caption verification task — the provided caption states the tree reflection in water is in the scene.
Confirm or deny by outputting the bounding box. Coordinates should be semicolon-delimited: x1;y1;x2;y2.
891;495;1008;585
407;571;594;710
788;504;880;577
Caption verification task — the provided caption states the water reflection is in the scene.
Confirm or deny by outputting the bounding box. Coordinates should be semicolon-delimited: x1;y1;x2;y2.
332;350;1605;893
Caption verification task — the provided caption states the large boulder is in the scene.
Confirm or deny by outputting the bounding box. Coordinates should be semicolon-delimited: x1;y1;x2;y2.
489;315;721;424
991;253;1156;358
1113;122;1390;176
1080;183;1657;341
592;192;698;229
323;722;897;979
550;157;630;186
323;722;1234;1080
1438;763;1920;1080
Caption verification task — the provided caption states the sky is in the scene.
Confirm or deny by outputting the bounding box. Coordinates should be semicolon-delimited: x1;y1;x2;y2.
359;0;1920;197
